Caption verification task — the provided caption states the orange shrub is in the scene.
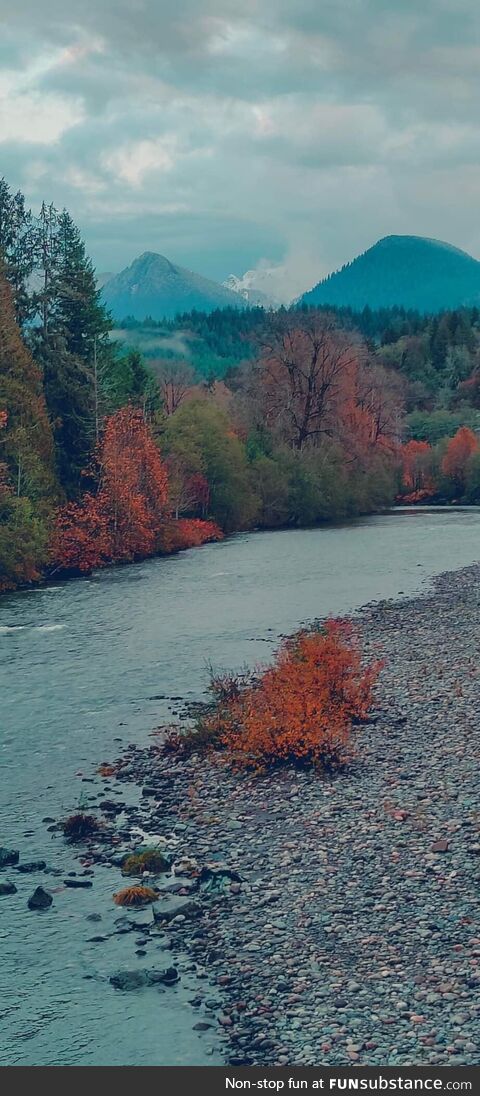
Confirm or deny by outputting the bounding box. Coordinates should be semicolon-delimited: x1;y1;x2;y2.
113;885;158;907
159;518;223;553
204;620;383;769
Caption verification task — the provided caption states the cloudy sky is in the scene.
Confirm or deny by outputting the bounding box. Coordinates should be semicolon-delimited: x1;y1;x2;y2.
1;0;480;298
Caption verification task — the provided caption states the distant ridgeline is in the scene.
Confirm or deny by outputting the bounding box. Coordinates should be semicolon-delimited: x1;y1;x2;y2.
102;251;248;322
301;235;480;313
104;234;480;375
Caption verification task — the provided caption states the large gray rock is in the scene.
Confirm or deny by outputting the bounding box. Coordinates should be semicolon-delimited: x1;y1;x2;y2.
110;970;148;991
199;866;242;893
27;886;53;910
0;881;17;896
16;860;47;873
110;967;179;991
0;848;19;869
152;896;201;923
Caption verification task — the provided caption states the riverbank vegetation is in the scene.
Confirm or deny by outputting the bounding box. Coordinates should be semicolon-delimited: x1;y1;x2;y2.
165;620;383;770
2;174;480;592
398;426;480;503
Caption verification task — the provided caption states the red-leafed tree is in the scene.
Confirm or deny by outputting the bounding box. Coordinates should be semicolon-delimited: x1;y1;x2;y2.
51;492;113;572
99;406;169;560
52;407;169;572
399;439;435;501
166;455;210;519
441;426;480;495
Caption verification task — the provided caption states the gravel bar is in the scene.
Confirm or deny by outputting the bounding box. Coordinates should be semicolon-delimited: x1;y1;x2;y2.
101;563;480;1066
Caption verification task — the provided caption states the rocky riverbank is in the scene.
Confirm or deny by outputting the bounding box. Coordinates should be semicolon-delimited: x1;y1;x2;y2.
27;562;480;1066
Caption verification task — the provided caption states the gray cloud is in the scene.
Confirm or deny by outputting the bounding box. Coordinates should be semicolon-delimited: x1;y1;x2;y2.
1;1;480;294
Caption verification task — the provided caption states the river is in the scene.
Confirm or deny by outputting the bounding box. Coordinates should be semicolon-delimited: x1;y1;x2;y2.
1;507;480;1065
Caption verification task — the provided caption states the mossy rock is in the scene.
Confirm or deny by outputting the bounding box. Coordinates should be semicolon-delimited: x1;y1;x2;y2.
121;849;170;876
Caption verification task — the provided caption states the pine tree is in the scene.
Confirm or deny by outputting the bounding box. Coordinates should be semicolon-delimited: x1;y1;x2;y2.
0;177;36;327
55;210;111;360
31;208;112;496
40;333;96;496
33;201;62;341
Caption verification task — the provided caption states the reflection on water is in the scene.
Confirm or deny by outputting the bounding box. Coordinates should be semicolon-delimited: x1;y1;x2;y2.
1;508;479;1064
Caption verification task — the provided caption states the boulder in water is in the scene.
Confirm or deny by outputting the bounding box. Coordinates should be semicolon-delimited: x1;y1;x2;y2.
16;860;47;873
152;895;201;923
0;881;17;896
28;886;53;910
146;966;180;986
0;848;19;869
110;970;148;991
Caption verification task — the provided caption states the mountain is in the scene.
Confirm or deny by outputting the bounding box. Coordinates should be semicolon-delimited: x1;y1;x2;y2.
102;252;247;321
96;271;115;289
301;235;480;313
223;271;280;309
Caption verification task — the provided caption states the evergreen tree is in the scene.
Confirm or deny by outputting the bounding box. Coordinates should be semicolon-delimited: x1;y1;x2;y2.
33;201;62;340
101;347;160;415
31;208;113;496
55;210;111;360
0;177;36;327
40;333;96;495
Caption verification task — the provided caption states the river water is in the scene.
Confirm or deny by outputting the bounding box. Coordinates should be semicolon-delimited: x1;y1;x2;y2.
1;507;480;1065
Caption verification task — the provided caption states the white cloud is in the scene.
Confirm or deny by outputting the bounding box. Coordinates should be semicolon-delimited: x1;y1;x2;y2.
102;136;177;187
0;88;84;144
0;45;89;145
251;98;388;165
206;18;288;59
3;1;480;280
63;165;106;193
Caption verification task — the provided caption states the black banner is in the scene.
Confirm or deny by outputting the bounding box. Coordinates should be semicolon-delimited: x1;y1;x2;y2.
0;1066;477;1094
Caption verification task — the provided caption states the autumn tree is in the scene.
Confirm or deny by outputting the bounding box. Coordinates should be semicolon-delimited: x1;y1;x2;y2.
99;406;169;559
150;358;195;415
0;265;57;506
52;407;170;572
162;399;259;531
441;425;480;495
258;313;362;451
0;266;58;588
349;361;404;452
166;458;210;519
399;440;435;500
